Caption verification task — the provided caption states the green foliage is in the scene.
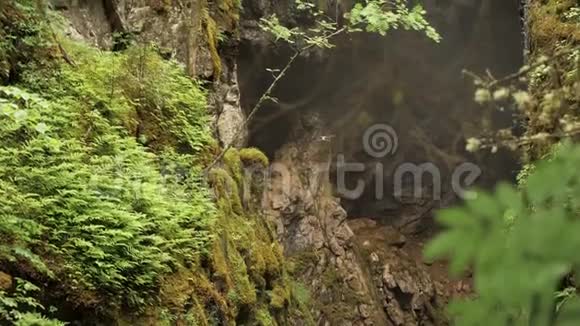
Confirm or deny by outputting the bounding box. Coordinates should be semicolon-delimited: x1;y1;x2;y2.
0;0;56;83
0;14;220;312
259;0;440;50
117;45;211;151
259;15;301;44
347;0;441;42
1;2;311;325
0;84;216;309
21;41;211;153
0;278;64;325
425;142;580;325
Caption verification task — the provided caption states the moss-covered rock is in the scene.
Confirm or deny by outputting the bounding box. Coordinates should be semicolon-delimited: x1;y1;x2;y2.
269;283;290;309
239;147;270;167
209;167;244;215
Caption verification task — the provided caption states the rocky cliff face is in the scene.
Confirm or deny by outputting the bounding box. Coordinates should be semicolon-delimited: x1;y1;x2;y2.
261;114;457;325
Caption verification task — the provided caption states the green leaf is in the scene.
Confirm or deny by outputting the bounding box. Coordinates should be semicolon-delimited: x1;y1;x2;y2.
35;122;48;134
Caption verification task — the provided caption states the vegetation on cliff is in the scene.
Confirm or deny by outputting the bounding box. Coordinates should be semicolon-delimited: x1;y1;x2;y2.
0;1;306;325
427;1;580;324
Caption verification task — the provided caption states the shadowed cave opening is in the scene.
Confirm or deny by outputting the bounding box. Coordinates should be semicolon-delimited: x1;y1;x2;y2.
237;0;524;230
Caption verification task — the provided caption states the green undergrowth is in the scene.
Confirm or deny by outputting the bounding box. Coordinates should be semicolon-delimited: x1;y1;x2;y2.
0;2;310;325
0;0;57;84
0;2;218;323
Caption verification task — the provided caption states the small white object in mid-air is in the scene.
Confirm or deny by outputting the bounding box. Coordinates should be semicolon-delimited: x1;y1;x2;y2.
319;135;335;142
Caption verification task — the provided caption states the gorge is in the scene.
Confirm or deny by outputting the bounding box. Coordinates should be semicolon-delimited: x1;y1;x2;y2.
0;0;578;325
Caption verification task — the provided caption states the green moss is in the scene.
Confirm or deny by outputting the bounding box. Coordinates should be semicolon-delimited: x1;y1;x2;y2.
210;236;233;288
217;0;241;30
247;239;283;289
255;306;276;326
239;147;270;167
201;0;242;79
270;283;290;309
228;242;258;306
237;148;270;211
208;168;243;215
203;11;222;78
223;148;243;187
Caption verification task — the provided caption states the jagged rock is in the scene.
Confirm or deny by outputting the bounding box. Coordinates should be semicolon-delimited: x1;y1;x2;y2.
260;112;456;324
262;117;394;325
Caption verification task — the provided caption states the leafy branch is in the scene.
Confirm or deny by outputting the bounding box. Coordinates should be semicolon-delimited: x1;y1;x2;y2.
463;46;580;154
425;142;580;325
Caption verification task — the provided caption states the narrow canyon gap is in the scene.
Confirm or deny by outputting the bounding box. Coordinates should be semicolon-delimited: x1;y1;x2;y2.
238;0;524;228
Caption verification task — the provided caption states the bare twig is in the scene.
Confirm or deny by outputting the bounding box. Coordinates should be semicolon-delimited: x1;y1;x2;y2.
204;26;347;174
205;50;301;173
